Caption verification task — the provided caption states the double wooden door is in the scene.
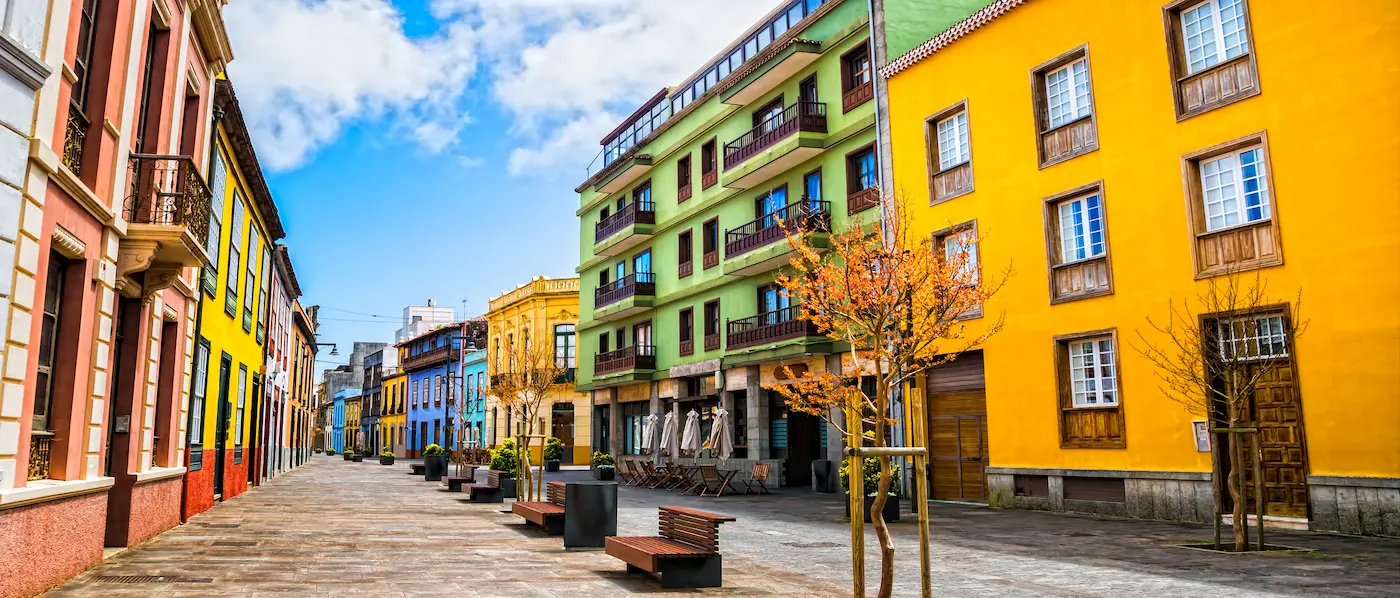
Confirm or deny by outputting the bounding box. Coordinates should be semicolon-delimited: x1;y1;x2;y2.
1237;364;1309;518
927;352;988;502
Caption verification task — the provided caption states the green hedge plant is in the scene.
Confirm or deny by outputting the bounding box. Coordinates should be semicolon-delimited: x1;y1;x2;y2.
543;437;564;462
839;456;901;497
423;443;447;456
591;451;616;469
490;439;520;475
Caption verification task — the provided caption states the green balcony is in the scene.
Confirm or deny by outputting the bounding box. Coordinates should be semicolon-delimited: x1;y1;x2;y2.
592;273;656;322
594;200;656;257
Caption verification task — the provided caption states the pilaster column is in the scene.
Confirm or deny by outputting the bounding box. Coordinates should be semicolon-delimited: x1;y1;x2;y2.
745;366;768;460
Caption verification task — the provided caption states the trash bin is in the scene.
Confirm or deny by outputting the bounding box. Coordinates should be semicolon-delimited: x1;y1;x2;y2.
812;459;834;493
564;481;617;548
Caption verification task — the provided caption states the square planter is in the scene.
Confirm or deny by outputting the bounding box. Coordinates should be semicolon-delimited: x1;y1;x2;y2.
424;455;448;481
343;453;354;461
352;455;363;463
593;467;615;481
844;495;901;523
379;456;396;466
545;461;561;472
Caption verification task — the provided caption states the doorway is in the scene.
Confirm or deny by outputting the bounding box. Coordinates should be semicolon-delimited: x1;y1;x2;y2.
552;402;576;464
926;351;988;502
213;353;232;497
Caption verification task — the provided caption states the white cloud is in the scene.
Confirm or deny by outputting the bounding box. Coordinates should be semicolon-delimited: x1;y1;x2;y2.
456;155;486;168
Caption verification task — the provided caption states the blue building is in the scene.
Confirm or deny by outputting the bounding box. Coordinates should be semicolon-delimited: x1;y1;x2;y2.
402;325;460;458
331;389;357;453
460;348;488;448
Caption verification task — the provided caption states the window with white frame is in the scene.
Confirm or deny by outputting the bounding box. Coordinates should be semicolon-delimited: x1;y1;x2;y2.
1046;59;1092;129
235;365;247;445
1058;194;1105;263
187;339;209;446
936;112;970;170
1200;146;1269;231
1068;337;1117;407
1180;0;1249;74
1217;314;1288;361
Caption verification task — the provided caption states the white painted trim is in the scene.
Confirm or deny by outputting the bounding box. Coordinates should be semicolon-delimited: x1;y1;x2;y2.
112;0;154;202
166;8;192;155
132;465;185;484
32;0;75;150
0;476;114;510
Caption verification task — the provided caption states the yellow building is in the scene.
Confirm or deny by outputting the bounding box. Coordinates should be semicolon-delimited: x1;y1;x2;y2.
485;277;589;464
185;79;285;511
881;0;1399;535
381;369;407;456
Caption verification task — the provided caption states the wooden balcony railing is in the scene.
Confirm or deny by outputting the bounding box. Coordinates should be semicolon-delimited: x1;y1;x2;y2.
847;185;881;215
842;81;874;113
402;345;452;371
678;184;692;202
28;433;53;481
725;199;830;259
595;272;656;309
701;169;718;190
679;339;694;357
595;345;657;375
679;260;693;278
704;333;722;352
595;199;655;243
723;102;827;170
727;306;822;350
124;154;212;247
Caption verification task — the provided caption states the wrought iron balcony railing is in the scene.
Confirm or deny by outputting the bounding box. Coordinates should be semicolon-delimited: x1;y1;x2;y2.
28;432;53;481
595;345;656;375
595;199;655;243
123;153;212;247
63;105;88;174
726;305;822;350
595;272;656;309
725;199;830;259
723;102;827;170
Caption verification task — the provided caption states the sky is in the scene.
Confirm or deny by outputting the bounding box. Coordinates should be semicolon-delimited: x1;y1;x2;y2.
222;0;781;374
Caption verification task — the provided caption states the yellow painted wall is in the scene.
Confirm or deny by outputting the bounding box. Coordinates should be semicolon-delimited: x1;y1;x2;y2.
382;372;406;456
886;0;1400;477
484;278;592;464
196;123;275;453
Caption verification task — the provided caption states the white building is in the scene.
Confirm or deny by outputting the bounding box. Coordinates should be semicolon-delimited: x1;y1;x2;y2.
395;299;455;343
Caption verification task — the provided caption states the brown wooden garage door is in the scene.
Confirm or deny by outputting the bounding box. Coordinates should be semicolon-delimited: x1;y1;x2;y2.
927;352;987;502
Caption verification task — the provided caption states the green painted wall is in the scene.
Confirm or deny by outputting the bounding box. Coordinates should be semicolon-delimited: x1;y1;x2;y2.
881;0;991;61
576;0;876;388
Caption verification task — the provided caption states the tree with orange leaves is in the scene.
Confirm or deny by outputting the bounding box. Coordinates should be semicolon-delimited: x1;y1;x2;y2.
766;192;1007;598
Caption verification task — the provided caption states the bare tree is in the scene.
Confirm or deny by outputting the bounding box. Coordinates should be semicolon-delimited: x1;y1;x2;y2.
489;337;569;502
1134;269;1305;551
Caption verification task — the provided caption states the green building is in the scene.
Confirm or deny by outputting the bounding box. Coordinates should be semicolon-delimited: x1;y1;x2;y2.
576;0;878;488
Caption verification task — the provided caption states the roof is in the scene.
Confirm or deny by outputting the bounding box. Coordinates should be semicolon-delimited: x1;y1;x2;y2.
214;79;286;240
881;0;1028;79
394;321;466;348
274;244;302;298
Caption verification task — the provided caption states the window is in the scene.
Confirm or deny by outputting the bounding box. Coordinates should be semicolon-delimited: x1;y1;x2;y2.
1068;337;1117;408
235;364;247;446
554;324;576;368
678;229;693;278
435;375;443;405
1182;134;1280;277
677;154;692;202
242;226;258;331
840;42;873;112
799;74;818;104
1032;47;1098;167
679;307;694;356
804;169;822;204
1054;329;1125;448
1217;313;1289;361
413;380;419;407
702;217;719;269
225;194;243;315
633;180;652;211
202;146;227;294
257;246;270;341
847;148;877;194
755;184;787;227
1164;0;1259;118
188;338;210;447
32;253;69;434
703;299;721;351
1043;184;1113;303
598;331;610;355
700;138;717;188
934;221;982;317
926;101;973;204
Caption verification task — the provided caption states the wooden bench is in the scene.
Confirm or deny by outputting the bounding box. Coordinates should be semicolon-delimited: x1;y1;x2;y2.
462;470;507;503
409;463;426;476
511;482;566;535
605;506;736;588
443;466;479;491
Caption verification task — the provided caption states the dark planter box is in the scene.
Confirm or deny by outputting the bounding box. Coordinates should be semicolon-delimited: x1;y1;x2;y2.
352;455;363;463
343;453;353;461
424;455;448;481
379;456;395;466
594;467;615;481
495;473;517;499
545;461;560;472
844;495;901;523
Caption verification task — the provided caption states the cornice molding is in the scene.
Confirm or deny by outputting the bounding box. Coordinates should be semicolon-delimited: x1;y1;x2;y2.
0;31;52;91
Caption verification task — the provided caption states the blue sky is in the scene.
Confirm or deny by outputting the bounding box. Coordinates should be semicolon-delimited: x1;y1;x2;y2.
222;0;778;373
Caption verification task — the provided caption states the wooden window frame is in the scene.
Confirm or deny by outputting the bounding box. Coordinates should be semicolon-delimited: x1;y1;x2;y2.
799;73;819;104
701;217;719;270
700;138;718;189
703;299;721;352
1180;131;1282;279
678;228;693;279
1030;44;1099;169
1042;181;1114;304
840;41;873;113
924;100;974;206
677;153;692;203
1053;328;1127;449
1162;0;1261;121
753;95;785;128
679;307;694;357
931;219;982;320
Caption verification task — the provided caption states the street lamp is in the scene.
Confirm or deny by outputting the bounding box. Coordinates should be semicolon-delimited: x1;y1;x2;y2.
315;343;339;356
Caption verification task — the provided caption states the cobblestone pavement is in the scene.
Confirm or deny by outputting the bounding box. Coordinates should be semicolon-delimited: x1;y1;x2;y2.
44;457;1400;597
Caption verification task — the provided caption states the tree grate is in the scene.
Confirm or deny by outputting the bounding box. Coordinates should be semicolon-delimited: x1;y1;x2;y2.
781;541;843;548
91;575;214;583
194;523;241;528
212;541;258;547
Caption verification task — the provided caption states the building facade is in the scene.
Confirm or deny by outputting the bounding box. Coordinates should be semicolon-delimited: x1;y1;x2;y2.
182;79;284;520
0;0;234;592
396;299;455;343
360;346;397;454
574;0;874;486
261;245;299;479
459;348;487;448
289;300;317;466
881;0;1400;535
485;277;588;464
401;322;481;457
381;368;406;456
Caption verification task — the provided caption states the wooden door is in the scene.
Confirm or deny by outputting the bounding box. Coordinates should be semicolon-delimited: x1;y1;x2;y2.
926;352;988;502
552;404;575;464
1240;365;1309;518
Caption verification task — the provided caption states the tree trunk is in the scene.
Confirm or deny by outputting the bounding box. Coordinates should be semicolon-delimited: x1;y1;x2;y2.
1227;431;1247;551
871;379;895;598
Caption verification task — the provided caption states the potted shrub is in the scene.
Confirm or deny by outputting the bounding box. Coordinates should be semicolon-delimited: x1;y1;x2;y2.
841;456;902;523
489;440;520;498
423;444;448;481
379;449;395;466
592;451;616;481
543;437;564;472
343;446;356;461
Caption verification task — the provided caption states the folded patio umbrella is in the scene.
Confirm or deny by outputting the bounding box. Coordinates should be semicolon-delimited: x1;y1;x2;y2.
681;410;702;455
641;413;658;454
708;408;733;462
660;411;678;459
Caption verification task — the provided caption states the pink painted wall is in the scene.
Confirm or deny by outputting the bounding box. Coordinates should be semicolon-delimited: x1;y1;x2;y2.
0;493;107;598
122;478;183;547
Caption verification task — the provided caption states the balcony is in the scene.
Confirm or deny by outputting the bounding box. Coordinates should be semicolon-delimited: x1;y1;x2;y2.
594;200;656;256
28;432;54;481
727;306;824;351
723;199;830;276
723;40;823;106
594;345;657;377
721;102;826;190
118;154;213;297
402;345;452;372
847;185;881;215
594;272;656;321
63;106;88;175
842;81;874;113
